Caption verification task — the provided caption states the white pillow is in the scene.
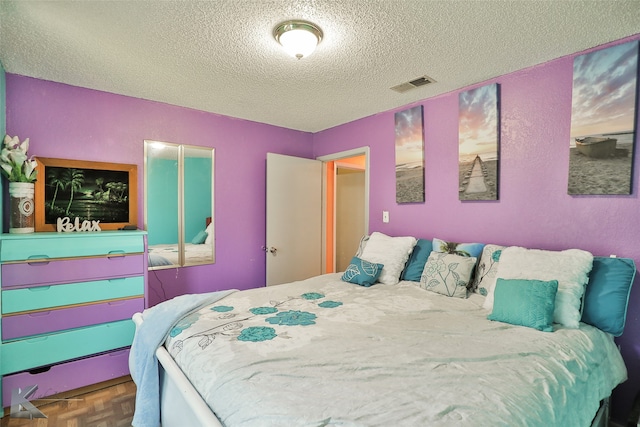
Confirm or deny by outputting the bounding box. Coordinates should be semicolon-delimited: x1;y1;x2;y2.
484;246;593;328
354;234;370;258
204;222;214;245
359;232;417;285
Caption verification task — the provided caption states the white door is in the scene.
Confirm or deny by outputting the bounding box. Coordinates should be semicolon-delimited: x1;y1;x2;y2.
266;153;322;286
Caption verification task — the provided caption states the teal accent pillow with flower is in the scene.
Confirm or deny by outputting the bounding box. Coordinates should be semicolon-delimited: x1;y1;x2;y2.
341;256;384;287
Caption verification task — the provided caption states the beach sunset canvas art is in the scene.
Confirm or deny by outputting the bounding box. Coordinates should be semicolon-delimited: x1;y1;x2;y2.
395;105;425;203
569;40;638;195
458;83;500;201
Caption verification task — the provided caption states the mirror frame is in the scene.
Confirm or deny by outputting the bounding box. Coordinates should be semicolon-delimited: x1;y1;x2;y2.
144;140;215;269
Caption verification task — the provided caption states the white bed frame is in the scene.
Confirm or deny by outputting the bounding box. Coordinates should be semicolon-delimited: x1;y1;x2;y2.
132;313;223;427
132;313;611;427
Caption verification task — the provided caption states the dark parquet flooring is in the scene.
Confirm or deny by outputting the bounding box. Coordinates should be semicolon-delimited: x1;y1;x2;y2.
1;376;135;427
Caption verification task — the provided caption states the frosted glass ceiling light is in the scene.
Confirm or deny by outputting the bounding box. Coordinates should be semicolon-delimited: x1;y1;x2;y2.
274;20;323;59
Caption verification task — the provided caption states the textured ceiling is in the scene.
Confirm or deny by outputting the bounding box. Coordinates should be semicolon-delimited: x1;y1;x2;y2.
0;1;639;133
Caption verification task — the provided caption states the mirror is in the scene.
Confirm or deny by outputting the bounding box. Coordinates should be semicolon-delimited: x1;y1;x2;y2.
144;140;214;269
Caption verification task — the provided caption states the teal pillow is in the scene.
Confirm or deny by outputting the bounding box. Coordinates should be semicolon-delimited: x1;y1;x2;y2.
400;239;433;281
581;257;636;336
191;230;208;244
341;256;384;287
488;278;558;332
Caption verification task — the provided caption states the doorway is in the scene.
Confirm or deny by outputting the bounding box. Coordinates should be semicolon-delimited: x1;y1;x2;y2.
264;148;368;285
317;148;369;274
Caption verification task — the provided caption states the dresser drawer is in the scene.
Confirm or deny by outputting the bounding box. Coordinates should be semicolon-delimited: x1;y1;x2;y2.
1;320;135;375
2;276;144;314
2;348;131;408
1;254;144;289
2;297;144;340
0;231;145;262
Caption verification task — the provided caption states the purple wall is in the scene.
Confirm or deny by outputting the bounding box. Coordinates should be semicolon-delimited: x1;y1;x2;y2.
313;33;640;423
5;75;313;305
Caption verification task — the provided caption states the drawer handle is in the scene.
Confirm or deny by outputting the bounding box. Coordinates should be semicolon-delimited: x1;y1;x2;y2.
26;336;48;343
27;256;51;266
28;311;51;317
28;366;52;375
28;286;51;292
107;250;126;258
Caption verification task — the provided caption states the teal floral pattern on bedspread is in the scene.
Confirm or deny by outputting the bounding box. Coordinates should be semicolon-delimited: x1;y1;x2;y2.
169;313;200;338
211;305;234;312
237;326;277;342
265;310;317;326
169;291;343;355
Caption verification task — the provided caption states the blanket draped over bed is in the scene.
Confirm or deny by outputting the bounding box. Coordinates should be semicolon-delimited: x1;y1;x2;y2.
143;273;627;427
129;289;235;427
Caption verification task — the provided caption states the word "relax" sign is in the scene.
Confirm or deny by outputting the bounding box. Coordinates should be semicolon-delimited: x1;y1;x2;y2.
56;217;102;232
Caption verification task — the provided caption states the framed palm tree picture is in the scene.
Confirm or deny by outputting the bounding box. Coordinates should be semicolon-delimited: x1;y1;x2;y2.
34;157;137;231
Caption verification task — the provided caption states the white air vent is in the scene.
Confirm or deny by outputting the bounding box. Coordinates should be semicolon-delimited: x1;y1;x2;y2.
390;75;436;93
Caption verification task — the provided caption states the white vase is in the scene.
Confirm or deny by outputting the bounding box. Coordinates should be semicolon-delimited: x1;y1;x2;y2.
8;182;35;233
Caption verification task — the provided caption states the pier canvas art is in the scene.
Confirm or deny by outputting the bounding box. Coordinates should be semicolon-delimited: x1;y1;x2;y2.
458;83;500;201
395;105;425;203
568;40;638;195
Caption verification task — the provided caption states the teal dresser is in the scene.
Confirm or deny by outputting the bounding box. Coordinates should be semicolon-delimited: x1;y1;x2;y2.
0;230;147;415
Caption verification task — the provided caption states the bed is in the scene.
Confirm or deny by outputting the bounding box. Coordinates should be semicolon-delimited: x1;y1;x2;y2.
148;243;213;267
130;233;636;427
148;217;213;267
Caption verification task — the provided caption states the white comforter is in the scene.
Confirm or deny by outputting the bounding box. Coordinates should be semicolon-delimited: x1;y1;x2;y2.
148;243;213;266
164;274;626;427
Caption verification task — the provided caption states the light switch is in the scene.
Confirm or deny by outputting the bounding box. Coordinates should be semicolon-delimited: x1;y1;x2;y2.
382;211;389;223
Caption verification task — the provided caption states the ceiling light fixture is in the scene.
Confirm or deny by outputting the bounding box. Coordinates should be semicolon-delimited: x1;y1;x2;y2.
273;20;323;59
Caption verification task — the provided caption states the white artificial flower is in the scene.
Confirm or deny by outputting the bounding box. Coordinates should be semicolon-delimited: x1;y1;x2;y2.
0;135;37;182
0;163;12;176
17;137;29;154
8;149;26;166
0;148;11;164
24;158;38;180
3;135;17;148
